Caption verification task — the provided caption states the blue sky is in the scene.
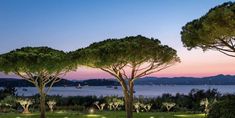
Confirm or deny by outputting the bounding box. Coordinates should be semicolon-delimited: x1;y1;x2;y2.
1;0;235;79
0;0;230;52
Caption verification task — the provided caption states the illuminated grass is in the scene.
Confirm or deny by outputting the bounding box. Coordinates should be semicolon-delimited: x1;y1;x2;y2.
174;114;206;118
0;111;206;118
85;114;101;117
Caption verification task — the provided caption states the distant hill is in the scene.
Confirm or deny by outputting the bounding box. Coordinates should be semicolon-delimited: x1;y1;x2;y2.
0;78;119;87
0;74;235;87
135;74;235;85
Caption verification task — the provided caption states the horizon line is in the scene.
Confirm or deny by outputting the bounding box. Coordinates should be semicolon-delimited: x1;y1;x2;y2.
1;74;234;80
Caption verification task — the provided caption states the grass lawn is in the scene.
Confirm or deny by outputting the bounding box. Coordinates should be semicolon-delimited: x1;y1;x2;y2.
0;111;206;118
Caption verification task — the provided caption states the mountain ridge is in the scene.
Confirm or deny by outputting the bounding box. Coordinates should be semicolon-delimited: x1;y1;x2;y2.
0;74;235;87
137;74;235;85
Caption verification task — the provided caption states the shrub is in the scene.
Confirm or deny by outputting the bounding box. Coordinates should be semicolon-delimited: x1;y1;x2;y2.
0;95;17;113
208;98;235;118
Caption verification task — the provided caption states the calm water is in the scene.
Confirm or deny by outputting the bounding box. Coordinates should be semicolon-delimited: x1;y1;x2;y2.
12;85;235;97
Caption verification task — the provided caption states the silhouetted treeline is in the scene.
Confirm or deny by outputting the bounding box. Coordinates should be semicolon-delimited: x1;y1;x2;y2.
0;78;119;87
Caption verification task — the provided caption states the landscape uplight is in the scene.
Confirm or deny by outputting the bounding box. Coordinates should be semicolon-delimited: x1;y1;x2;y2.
89;108;95;114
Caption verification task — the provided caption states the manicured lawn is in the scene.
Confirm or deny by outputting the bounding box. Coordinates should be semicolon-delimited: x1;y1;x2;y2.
0;111;205;118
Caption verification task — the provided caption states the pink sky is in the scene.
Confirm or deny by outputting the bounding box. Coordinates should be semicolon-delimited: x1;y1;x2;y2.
0;48;234;80
64;48;235;80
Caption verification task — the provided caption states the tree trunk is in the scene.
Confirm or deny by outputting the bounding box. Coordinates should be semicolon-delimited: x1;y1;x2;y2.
123;90;129;118
125;96;132;118
129;81;134;118
40;91;46;118
122;82;134;118
49;106;53;112
22;106;30;114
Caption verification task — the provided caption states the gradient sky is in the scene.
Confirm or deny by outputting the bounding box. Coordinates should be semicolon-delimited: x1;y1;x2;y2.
0;0;235;79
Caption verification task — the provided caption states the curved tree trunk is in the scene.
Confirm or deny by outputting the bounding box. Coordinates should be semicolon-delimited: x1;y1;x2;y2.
22;106;30;114
49;106;53;112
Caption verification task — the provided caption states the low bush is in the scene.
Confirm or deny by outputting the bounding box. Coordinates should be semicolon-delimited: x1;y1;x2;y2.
208;98;235;118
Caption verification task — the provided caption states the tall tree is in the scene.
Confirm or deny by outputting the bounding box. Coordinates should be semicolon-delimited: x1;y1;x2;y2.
181;2;235;57
71;35;179;118
0;47;71;118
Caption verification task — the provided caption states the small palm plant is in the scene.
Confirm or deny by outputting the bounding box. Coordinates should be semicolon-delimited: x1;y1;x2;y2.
142;104;152;112
134;101;141;113
100;103;106;111
106;97;124;111
94;101;106;111
112;98;124;111
17;99;33;114
108;102;114;111
47;100;56;112
200;98;209;115
200;98;217;115
162;102;176;112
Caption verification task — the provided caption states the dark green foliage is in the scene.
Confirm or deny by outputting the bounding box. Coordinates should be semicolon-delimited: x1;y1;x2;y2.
188;89;220;111
0;87;17;112
0;47;70;74
149;89;220;112
32;95;101;112
71;35;179;68
0;86;16;99
208;98;235;118
181;2;235;56
0;95;17;113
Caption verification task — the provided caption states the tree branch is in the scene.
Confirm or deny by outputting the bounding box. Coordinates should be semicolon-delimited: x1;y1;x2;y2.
217;49;235;57
14;72;34;84
219;39;235;52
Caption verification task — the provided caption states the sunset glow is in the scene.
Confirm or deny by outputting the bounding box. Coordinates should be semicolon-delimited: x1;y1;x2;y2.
65;49;235;79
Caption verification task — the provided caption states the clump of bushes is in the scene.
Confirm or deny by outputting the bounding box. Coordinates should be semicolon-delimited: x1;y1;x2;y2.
1;86;235;114
208;98;235;118
0;95;17;113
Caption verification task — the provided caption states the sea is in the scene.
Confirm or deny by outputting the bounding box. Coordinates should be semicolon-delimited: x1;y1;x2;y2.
11;85;235;97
